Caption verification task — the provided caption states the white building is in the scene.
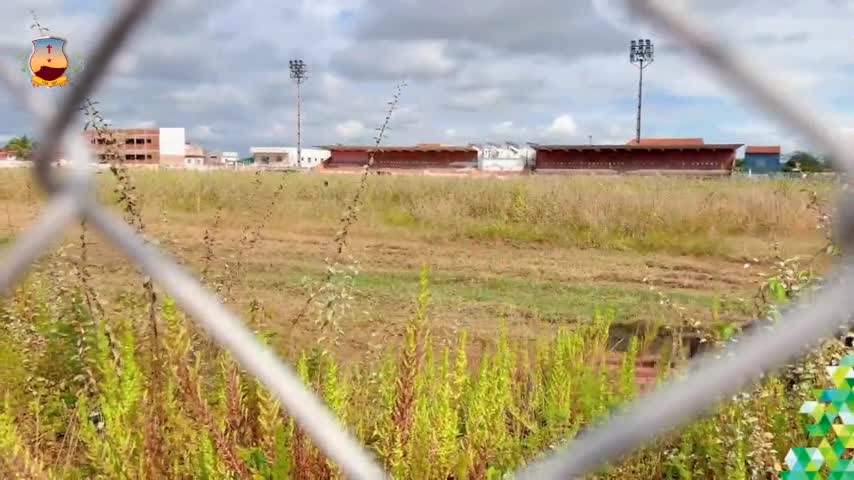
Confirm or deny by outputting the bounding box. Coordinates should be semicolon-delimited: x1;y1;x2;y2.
473;142;534;172
159;128;187;168
250;147;330;169
184;143;207;168
221;151;240;166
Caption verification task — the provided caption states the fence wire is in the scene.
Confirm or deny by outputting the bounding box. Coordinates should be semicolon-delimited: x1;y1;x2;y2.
2;0;853;479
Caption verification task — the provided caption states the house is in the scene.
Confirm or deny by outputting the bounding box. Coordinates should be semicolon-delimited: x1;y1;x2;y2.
221;151;241;167
743;146;782;175
322;145;478;170
83;127;185;168
205;152;224;167
533;138;742;176
249;147;330;169
184;143;207;169
472;143;534;172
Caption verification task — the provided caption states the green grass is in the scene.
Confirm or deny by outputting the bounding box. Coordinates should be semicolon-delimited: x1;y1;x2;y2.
0;265;825;479
0;168;836;478
248;267;752;327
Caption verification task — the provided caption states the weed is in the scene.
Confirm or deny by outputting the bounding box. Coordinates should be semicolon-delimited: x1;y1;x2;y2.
292;81;407;330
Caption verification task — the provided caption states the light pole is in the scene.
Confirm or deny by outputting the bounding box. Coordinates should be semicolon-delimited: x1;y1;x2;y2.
289;59;308;168
630;39;655;144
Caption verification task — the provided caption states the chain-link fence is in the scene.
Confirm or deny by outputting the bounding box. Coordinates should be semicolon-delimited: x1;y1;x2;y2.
3;0;853;478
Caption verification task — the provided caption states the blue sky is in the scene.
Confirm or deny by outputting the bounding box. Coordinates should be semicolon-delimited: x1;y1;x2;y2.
2;0;854;157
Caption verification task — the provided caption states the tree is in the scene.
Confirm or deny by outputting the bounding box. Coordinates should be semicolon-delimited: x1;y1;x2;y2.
3;136;37;160
819;154;840;172
783;151;825;173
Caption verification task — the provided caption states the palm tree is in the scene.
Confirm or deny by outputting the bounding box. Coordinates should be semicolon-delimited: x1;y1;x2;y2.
4;136;37;160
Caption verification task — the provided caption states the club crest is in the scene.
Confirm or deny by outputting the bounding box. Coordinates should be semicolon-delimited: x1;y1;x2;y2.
29;36;69;88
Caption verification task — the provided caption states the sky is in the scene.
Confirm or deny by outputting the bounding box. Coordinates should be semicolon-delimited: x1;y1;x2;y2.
1;0;854;157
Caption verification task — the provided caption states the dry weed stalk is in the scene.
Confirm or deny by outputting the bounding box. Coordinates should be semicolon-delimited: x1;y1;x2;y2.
291;80;407;328
80;99;157;323
200;205;224;286
222;177;287;303
81;98;166;477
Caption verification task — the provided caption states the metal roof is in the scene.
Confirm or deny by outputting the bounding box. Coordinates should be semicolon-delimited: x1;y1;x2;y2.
324;145;477;153
534;143;743;152
626;138;705;146
745;146;781;154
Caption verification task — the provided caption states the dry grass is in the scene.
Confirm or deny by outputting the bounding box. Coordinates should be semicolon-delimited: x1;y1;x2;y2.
0;169;833;361
0;167;843;478
0;169;831;254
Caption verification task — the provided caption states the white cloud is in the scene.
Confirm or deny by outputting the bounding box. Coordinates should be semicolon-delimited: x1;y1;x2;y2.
489;121;527;138
336;120;366;139
331;40;456;79
2;1;850;156
112;52;138;75
447;88;503;110
258;122;290;141
129;120;157;128
320;72;346;99
168;84;252;112
545;114;578;137
191;125;216;141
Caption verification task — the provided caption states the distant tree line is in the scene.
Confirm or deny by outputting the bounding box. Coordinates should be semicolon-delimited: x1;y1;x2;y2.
3;135;37;160
781;151;837;173
735;150;838;173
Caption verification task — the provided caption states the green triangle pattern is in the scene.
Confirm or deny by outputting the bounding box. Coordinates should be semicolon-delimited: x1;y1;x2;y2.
782;354;854;478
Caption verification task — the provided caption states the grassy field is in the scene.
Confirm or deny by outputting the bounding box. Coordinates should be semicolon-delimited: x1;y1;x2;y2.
0;168;842;478
0;170;835;349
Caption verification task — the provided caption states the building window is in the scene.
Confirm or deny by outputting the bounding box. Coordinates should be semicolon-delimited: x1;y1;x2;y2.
146;139;152;144
125;154;134;160
125;139;134;145
146;155;152;160
135;154;145;160
135;138;144;145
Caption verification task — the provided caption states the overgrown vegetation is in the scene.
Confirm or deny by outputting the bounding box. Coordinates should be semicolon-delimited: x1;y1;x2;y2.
0;169;837;258
0;252;840;479
0;140;846;477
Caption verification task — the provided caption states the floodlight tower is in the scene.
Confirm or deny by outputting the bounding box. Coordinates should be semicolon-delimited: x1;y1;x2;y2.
630;39;655;144
289;59;308;168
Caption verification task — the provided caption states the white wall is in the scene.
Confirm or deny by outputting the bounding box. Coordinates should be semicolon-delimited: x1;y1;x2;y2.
159;128;186;155
249;147;330;168
475;145;531;171
298;148;331;168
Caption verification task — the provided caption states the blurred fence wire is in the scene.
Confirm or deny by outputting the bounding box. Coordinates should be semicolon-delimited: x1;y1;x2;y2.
1;0;853;478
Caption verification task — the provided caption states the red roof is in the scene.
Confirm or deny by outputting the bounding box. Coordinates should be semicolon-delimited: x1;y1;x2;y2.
534;143;742;152
745;146;781;154
626;138;705;146
324;145;476;153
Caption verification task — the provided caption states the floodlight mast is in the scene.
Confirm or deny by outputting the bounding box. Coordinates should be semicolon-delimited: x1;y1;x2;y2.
289;59;308;168
630;39;655;144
